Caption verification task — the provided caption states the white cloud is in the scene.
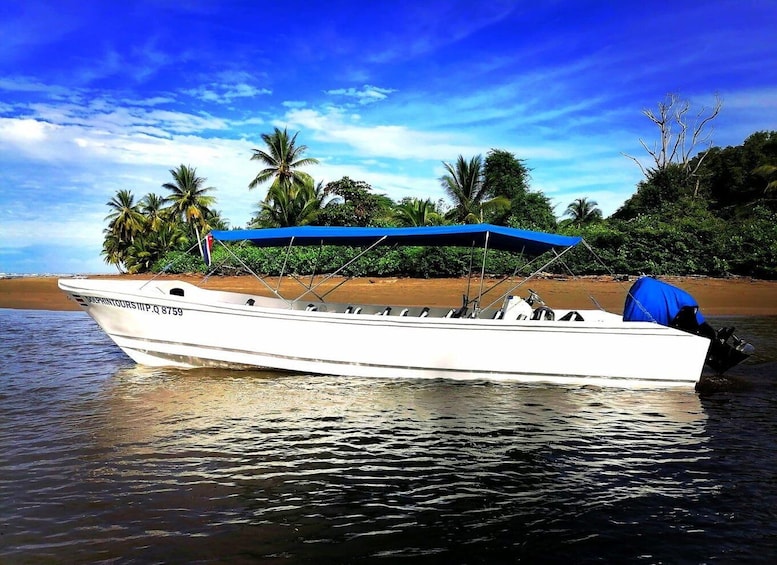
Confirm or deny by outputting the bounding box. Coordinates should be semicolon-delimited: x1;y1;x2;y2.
285;107;481;161
0;117;57;143
24;102;229;135
185;83;272;104
0;103;269;271
325;85;397;105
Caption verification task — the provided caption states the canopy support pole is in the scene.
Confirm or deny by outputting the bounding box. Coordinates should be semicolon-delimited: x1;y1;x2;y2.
140;238;204;291
475;231;490;312
210;238;293;306
480;244;578;312
276;237;295;293
579;239;654;319
469;247;535;306
292;236;388;302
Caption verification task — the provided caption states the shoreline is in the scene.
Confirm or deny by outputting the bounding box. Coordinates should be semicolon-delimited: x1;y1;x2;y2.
2;274;777;316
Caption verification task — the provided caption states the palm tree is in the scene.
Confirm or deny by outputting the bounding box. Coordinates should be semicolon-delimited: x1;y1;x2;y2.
440;155;508;223
564;197;602;226
152;221;189;252
102;189;145;272
124;222;189;273
100;231;125;272
139;193;167;232
105;189;144;242
254;178;325;227
249;127;319;192
394;198;443;226
124;237;155;274
162;165;217;233
203;209;230;231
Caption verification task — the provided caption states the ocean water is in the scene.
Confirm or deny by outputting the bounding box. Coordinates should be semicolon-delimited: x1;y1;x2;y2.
2;309;777;563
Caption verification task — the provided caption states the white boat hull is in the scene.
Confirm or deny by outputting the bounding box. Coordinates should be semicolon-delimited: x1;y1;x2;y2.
58;278;711;388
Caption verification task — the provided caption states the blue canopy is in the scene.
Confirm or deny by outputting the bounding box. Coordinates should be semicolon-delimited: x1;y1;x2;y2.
211;224;581;255
623;276;705;326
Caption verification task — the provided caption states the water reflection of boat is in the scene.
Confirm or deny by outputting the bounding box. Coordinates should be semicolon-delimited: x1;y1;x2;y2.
59;225;752;388
98;367;709;456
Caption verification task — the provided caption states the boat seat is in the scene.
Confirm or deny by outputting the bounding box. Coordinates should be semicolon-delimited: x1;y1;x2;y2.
419;307;430;317
493;310;504;320
400;308;409;316
376;306;392;316
445;309;456;318
559;310;584;321
531;306;555;321
451;305;468;318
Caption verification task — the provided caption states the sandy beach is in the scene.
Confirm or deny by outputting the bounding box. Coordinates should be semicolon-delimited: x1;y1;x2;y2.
2;274;776;316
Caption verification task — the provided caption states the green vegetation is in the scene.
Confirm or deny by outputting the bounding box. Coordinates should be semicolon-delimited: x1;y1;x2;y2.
101;165;222;273
248;127;319;192
394;197;444;227
102;96;777;279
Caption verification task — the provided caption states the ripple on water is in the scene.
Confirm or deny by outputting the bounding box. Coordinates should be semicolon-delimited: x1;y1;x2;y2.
2;309;777;562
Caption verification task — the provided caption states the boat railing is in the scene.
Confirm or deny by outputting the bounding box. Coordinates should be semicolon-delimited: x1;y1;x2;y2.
282;299;507;319
283;299;620;324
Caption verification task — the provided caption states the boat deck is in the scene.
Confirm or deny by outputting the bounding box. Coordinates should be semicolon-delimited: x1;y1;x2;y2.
152;281;618;323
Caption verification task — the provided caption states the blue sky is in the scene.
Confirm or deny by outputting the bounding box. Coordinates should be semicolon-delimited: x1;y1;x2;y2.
1;1;775;274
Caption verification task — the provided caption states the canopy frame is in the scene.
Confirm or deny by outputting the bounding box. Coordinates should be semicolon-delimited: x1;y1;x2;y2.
209;224;582;316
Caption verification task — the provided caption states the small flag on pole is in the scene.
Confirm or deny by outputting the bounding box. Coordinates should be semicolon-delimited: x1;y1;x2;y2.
200;233;213;266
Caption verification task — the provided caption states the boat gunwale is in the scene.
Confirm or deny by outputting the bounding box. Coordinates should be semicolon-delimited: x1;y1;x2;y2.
59;277;703;339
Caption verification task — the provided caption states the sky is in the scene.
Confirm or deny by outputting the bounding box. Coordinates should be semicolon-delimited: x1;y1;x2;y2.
1;1;776;274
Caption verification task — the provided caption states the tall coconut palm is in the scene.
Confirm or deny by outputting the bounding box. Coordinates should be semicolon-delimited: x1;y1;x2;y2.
564;197;602;226
162;165;216;233
105;189;145;242
249;127;319;192
440;155;508;223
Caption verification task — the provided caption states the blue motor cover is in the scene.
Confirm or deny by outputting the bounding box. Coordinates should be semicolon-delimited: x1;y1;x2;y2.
622;276;705;326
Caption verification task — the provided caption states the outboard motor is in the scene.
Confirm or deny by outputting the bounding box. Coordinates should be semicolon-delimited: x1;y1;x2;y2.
623;277;754;374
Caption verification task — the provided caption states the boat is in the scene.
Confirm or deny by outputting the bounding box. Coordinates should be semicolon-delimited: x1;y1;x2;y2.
58;224;753;388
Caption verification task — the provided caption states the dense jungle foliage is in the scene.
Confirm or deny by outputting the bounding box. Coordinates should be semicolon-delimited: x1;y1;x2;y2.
103;125;777;280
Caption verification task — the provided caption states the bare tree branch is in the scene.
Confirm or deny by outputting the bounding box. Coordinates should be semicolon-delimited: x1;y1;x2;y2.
621;151;649;177
668;95;689;165
623;93;723;190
